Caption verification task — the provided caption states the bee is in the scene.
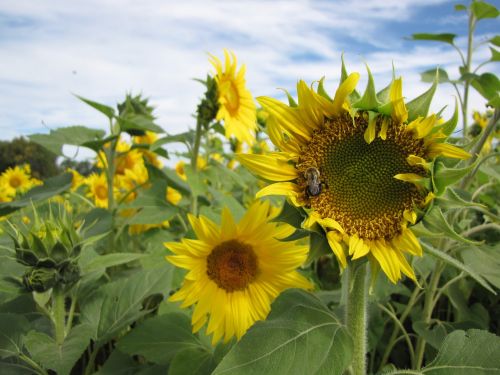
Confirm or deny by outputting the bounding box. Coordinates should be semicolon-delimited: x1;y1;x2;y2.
304;167;322;197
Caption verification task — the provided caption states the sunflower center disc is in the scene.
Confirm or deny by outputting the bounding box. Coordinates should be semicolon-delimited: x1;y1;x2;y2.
207;239;258;292
9;176;21;188
298;113;426;240
96;185;108;200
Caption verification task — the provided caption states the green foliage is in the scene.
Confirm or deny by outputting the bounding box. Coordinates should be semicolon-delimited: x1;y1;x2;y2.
0;137;59;179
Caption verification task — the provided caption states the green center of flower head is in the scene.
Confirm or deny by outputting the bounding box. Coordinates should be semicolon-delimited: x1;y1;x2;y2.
298;112;427;240
206;239;258;292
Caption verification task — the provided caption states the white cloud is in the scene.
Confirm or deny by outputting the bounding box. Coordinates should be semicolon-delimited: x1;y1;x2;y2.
0;0;496;151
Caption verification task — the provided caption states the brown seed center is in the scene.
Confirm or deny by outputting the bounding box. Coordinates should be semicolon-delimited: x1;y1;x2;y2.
206;239;258;292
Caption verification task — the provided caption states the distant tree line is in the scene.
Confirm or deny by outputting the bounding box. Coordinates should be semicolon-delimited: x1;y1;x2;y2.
0;137;95;179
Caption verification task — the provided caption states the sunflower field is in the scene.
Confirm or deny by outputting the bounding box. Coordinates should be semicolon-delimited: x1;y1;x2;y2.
1;2;499;375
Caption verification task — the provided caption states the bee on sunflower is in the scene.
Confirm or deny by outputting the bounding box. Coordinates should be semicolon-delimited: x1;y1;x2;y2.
238;61;470;284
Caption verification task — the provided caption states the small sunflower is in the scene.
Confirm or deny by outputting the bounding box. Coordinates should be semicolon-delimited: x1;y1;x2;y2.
165;200;312;344
66;168;85;191
1;165;37;194
238;63;470;284
86;173;114;208
209;50;257;146
134;131;163;168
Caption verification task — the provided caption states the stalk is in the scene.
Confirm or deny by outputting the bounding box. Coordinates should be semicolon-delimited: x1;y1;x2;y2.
52;285;66;346
462;9;476;136
346;261;368;375
190;119;203;215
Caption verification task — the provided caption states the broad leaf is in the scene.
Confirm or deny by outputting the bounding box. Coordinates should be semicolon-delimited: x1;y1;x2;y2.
29;126;106;155
81;266;173;346
410;33;456;45
471;72;500;101
117;115;163;136
421;68;450;83
117;312;208;365
169;347;216;375
24;324;93;375
0;314;29;359
422;207;479;245
271;200;305;228
212;289;352;375
460;245;500;289
82;253;146;274
471;1;499;20
421;242;496;294
75;95;115;119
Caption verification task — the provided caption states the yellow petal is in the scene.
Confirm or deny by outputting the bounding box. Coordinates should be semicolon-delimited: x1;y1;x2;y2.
237;153;297;181
256;182;301;200
379;117;389;140
327;231;347;268
406;155;431;170
394;173;424;182
426;143;471;160
390;78;408;123
364;115;377;144
370;240;400;284
332;73;360;115
220;207;238;241
403;209;417;224
187;214;220;245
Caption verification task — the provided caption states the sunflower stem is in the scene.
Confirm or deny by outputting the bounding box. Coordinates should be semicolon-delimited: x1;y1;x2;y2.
190;118;203;215
52;285;66;346
346;261;368;375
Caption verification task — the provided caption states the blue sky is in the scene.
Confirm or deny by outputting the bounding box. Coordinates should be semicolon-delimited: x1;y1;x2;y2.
0;0;498;153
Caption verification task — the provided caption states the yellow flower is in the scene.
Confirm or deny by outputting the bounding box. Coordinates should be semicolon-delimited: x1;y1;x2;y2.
209;50;257;145
66;168;84;191
165;200;312;344
175;158;207;181
86;173;113;208
134;131;163;168
166;187;181;205
237;70;470;284
1;165;37;194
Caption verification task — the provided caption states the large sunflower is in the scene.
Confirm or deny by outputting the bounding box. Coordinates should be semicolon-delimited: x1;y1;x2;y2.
209;50;257;146
165;200;312;344
238;65;470;284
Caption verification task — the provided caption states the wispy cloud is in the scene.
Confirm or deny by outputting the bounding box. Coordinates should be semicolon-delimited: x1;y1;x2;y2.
0;0;497;148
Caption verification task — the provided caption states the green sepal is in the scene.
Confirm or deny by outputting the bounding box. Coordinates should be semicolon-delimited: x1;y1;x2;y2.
340;54;361;102
433;98;459;137
377;102;393;116
278;88;298;107
407;69;438;121
421;207;480;245
306;231;331;265
271;200;305;229
353;65;381;111
432;159;477;196
317;77;332;101
376;63;396;104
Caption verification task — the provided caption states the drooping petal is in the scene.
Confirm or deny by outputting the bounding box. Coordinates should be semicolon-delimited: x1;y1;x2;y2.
332;73;360;115
236;153;298;181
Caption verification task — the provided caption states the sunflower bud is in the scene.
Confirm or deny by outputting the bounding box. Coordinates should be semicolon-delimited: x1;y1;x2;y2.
22;267;58;293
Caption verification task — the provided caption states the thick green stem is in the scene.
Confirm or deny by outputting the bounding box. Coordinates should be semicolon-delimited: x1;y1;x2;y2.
346;261;368;375
52;286;66;346
190;119;203;215
462;11;475;136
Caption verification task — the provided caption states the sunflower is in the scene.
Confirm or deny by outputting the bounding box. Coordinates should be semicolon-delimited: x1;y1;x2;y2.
175;158;207;181
237;64;470;284
134;131;163;168
86;173;114;208
1;165;37;194
66;168;85;191
165;200;312;344
209;50;257;146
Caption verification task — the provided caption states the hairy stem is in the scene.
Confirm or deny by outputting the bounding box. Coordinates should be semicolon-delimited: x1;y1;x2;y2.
346;261;368;375
52;285;66;346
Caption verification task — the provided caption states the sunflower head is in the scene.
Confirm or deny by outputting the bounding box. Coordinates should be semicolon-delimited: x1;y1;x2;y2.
165;200;311;345
238;61;470;284
209;50;257;146
1;165;39;195
86;173;114;208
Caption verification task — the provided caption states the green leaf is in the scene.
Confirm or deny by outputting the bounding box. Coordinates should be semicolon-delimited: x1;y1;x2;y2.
125;179;177;225
82;253;146;274
0;361;36;375
471;72;500;101
29;126;106;156
24;324;93;375
307;231;331;264
420;68;450;84
117;312;207;365
0;314;29;359
376;81;392;104
421;241;496;294
208;188;246;222
455;4;467;11
353;65;381;110
422;207;480;245
152;131;195;149
271;200;305;228
413;320;449;350
407;74;438;121
94;349;141;375
81;208;113;240
425;329;500;373
436;98;459;136
0;173;72;216
81;135;119;154
212;289;352;375
471;1;499;20
74;95;115;119
432;160;476;196
435;188;487;210
410;33;456;45
460;245;500;289
184;164;207;197
169;347;216;375
487;94;500;108
489;47;500;62
118;115;164;136
81;266;173;346
490;35;500;47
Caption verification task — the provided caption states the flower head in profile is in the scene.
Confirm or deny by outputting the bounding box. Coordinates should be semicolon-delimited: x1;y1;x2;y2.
209;50;257;146
237;61;470;284
165;200;311;344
